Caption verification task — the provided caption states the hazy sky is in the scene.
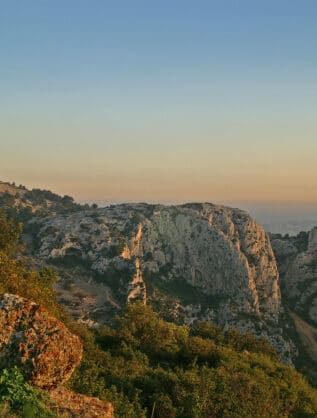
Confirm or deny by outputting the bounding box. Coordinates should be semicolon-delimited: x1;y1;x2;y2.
1;1;317;204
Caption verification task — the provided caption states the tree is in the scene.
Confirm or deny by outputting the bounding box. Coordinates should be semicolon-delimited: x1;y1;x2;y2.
0;211;22;254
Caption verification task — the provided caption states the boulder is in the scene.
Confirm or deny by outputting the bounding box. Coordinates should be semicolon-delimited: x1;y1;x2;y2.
0;293;82;389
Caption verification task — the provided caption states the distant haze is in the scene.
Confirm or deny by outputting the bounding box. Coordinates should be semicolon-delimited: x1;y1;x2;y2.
239;204;317;235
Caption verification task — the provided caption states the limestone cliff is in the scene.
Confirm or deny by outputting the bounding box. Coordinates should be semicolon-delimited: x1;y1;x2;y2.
27;203;294;359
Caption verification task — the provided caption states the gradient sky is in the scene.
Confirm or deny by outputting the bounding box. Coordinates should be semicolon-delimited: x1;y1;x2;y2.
1;1;317;204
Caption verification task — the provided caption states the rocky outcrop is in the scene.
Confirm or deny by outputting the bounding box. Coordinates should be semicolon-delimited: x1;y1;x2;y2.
138;204;280;323
126;257;146;304
0;293;82;389
0;293;114;417
49;387;114;418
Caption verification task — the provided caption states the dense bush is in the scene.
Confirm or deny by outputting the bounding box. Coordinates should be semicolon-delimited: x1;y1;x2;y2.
69;302;317;418
0;211;22;254
192;320;279;359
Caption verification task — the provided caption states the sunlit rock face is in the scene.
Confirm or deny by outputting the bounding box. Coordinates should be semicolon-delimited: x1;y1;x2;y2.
140;204;280;321
31;203;280;324
28;202;293;360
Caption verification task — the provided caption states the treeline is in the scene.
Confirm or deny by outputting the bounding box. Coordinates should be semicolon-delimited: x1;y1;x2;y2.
0;186;82;223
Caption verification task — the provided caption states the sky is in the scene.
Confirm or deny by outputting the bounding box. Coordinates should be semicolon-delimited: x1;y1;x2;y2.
1;1;317;208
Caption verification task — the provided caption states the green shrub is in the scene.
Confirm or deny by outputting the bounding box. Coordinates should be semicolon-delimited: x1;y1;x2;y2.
0;367;56;417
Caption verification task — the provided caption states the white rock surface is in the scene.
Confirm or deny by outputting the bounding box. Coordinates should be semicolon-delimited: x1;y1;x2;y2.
27;203;296;359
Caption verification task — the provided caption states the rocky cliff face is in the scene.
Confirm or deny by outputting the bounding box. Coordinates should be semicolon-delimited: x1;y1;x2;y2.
271;229;317;380
285;227;317;325
272;228;317;325
26;203;295;360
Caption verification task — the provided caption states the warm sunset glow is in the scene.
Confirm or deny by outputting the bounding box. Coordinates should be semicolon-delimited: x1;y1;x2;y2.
1;1;317;205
